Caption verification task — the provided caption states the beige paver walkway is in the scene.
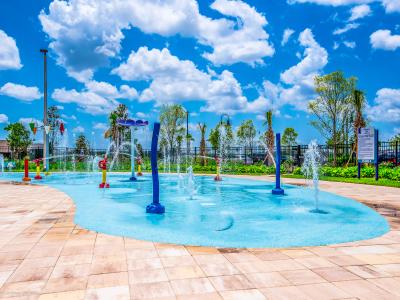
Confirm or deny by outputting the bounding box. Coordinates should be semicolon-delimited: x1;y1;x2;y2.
0;177;399;300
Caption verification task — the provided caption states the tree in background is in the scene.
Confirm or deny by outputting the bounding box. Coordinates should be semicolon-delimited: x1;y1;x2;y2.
198;123;207;166
237;120;256;148
75;134;89;157
104;104;129;147
263;110;274;165
47;105;61;154
347;89;367;165
159;104;186;151
5;123;32;159
282;127;298;147
208;122;234;151
309;71;356;166
390;134;400;145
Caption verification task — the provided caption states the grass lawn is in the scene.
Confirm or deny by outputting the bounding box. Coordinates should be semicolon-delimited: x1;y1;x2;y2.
283;174;400;188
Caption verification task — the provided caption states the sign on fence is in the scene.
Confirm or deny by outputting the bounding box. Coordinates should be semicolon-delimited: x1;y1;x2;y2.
358;128;376;163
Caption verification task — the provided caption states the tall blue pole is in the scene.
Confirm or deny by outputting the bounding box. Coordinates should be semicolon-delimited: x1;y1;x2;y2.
375;129;379;181
146;122;165;214
272;133;284;195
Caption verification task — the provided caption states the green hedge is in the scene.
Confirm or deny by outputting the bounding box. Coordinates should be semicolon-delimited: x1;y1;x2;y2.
293;166;400;181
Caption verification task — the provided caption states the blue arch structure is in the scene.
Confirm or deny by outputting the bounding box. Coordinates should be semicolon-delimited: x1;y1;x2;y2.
146;122;165;214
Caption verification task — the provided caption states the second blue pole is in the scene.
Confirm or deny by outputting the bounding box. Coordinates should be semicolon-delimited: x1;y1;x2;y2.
272;133;284;195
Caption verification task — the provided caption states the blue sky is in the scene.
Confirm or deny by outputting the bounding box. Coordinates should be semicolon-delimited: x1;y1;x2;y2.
0;0;399;148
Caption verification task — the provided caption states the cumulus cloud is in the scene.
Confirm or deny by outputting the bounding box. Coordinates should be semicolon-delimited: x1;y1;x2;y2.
333;23;360;35
113;47;267;114
0;114;8;123
51;80;137;115
282;29;295;46
40;0;274;81
382;0;400;13
370;30;400;50
260;29;328;111
367;88;400;121
52;87;117;115
0;83;41;101
349;4;372;21
0;30;22;70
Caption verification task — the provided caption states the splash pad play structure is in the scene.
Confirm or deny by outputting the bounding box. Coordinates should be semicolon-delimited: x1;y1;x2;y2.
3;128;389;248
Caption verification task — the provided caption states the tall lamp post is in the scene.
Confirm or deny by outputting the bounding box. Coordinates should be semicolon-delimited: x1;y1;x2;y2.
40;49;49;171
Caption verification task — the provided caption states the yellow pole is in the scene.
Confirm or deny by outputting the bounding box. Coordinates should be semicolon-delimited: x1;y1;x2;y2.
102;169;106;184
36;166;40;177
138;165;141;174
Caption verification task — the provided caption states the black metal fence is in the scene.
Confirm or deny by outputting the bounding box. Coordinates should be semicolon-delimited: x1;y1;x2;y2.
3;141;398;167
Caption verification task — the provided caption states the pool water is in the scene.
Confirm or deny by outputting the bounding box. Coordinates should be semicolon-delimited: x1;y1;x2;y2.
0;172;389;248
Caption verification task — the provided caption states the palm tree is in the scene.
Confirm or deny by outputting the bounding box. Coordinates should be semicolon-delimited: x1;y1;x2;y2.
198;123;207;166
104;104;129;147
347;89;366;165
263;110;274;165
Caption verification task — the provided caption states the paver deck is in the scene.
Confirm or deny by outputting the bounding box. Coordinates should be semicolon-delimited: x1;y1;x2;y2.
0;177;399;299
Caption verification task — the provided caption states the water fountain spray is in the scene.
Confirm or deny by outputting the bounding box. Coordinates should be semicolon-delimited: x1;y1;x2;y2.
302;140;326;214
116;118;149;181
0;154;4;175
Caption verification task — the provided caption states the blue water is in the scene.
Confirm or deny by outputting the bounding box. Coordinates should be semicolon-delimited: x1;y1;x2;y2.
0;172;389;248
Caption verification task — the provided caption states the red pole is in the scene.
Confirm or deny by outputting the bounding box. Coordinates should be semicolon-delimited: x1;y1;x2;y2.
22;158;31;182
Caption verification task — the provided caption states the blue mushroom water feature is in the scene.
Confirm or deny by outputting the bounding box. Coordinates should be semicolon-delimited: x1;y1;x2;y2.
116;118;148;181
272;133;285;195
146;122;165;214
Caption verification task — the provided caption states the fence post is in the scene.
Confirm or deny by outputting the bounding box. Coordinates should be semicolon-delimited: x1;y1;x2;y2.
296;145;301;166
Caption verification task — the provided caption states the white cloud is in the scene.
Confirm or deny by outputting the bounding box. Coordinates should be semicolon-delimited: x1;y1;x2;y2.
370;29;400;50
73;126;85;133
282;29;295;46
0;114;8;123
367;88;400;122
51;80;137;115
0;30;22;70
61;114;77;121
349;4;372;21
135;112;147;119
382;0;400;13
288;0;399;13
113;47;266;114
39;0;274;81
260;29;328;111
343;40;357;48
333;23;360;35
93;122;108;130
19;118;43;127
0;83;41;101
52;88;117;115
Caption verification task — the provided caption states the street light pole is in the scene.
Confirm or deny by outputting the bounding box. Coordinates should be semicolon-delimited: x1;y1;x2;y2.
40;49;49;171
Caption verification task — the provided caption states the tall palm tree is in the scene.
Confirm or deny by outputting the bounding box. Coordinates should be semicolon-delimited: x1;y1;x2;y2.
347;89;366;165
104;104;129;147
263;110;274;165
198;123;207;166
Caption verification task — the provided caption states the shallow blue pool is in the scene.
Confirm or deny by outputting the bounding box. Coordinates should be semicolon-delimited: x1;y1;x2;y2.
0;172;389;248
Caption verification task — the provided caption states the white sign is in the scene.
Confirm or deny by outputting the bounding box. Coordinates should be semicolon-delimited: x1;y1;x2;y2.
358;128;376;162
